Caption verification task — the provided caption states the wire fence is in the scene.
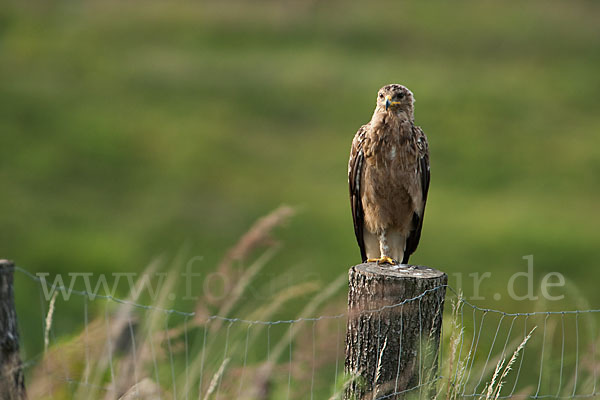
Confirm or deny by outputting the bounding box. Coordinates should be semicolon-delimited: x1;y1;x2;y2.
8;265;600;399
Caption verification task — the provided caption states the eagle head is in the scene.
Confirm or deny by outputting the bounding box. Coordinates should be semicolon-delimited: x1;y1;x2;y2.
376;84;415;120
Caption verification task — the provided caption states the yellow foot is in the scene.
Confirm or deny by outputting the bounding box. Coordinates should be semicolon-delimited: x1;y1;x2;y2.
378;256;397;265
366;256;398;265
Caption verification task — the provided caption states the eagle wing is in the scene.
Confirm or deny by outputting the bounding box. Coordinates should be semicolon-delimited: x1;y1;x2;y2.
403;125;430;264
348;124;369;262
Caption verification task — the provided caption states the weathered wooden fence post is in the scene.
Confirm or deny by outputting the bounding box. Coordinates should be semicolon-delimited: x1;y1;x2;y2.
345;263;447;399
0;260;27;400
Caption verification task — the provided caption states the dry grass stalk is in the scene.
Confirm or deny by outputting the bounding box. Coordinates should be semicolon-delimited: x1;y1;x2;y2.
247;281;320;323
242;273;346;400
28;205;354;400
484;358;505;399
267;272;347;367
431;294;465;400
195;205;295;323
203;357;230;400
374;336;388;387
44;290;58;353
28;259;165;399
210;244;281;332
185;206;332;398
485;326;537;400
118;378;168;400
218;205;295;273
328;372;363;400
372;337;389;399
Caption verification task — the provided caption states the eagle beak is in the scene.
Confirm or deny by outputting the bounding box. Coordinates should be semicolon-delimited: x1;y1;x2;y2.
385;95;392;111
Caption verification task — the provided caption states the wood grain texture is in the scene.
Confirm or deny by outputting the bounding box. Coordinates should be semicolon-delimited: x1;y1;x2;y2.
345;263;446;399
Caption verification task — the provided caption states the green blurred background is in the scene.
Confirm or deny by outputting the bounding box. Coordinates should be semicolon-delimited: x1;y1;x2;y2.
2;0;600;324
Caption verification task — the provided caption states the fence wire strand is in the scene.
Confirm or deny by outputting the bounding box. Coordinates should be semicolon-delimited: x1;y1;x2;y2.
6;265;600;399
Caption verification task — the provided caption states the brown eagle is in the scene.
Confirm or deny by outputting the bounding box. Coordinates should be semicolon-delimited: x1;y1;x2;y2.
348;84;430;265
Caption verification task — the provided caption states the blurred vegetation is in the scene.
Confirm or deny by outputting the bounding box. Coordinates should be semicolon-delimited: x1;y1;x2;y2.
2;0;600;372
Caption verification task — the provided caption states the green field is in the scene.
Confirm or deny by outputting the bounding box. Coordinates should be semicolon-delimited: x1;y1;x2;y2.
1;0;600;397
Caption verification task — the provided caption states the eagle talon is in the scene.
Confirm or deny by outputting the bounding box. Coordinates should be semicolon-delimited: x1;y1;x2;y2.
366;257;398;265
378;256;397;265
